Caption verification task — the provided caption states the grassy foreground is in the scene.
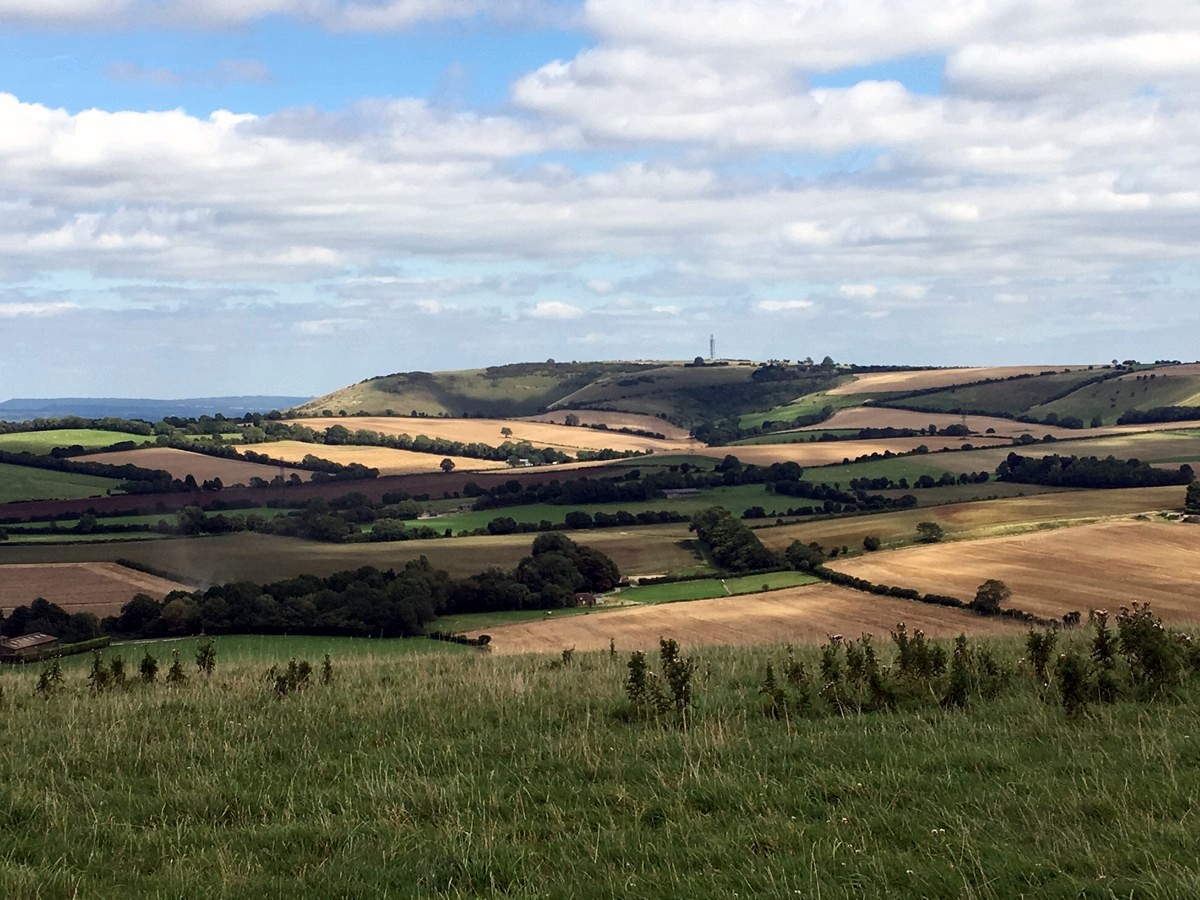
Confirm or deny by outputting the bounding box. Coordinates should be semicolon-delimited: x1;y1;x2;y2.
2;640;1199;899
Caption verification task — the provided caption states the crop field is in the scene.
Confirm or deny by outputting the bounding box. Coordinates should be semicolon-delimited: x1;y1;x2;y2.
288;415;698;455
73;447;310;485
414;484;783;533
468;582;1026;653
0;562;190;616
876;369;1107;416
827;366;1089;396
618;571;820;603
262;440;511;476
0;429;155;454
0;525;703;584
792;406;1092;439
757;486;1183;554
519;409;693;440
828;520;1200;624
0;462;122;503
696;435;1009;468
736;388;862;429
1033;368;1200;424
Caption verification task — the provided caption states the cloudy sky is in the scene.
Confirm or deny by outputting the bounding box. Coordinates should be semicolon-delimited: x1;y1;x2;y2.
3;0;1199;398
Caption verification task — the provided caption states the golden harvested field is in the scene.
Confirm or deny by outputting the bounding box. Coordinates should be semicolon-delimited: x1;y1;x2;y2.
262;441;511;476
922;430;1200;475
698;436;1010;467
469;582;1026;654
0;562;190;617
519;410;693;440
795;406;1200;441
827;366;1087;395
75;447;309;485
828;520;1200;625
288;416;699;455
758;486;1183;553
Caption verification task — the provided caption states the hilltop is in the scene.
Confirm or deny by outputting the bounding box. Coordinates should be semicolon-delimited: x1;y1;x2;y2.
293;359;1200;432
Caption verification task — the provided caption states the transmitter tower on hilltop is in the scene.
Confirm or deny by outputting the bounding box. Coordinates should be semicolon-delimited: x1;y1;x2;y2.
709;334;715;361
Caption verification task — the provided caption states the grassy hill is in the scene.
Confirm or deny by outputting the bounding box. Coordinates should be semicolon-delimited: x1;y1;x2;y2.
1033;367;1200;425
297;360;847;428
2;639;1199;898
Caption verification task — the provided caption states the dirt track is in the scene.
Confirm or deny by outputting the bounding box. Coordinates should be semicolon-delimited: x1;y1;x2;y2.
469;582;1026;654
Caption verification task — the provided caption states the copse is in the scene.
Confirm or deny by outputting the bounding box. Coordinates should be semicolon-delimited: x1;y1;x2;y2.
691;506;781;572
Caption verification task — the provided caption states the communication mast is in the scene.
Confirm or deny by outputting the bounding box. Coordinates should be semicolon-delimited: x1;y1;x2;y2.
709;334;715;361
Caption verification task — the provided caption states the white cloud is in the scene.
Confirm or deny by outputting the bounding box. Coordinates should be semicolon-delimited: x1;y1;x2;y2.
526;300;584;319
838;284;877;298
0;301;79;317
757;299;814;312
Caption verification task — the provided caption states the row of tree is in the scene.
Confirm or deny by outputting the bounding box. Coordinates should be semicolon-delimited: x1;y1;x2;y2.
996;452;1194;488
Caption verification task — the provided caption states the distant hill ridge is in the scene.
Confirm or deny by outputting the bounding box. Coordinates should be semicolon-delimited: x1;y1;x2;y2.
0;396;311;421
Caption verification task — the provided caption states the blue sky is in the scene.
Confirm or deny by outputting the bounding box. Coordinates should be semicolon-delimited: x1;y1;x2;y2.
2;0;1199;397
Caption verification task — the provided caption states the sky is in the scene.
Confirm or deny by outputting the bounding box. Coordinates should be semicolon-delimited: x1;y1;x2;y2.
2;0;1199;398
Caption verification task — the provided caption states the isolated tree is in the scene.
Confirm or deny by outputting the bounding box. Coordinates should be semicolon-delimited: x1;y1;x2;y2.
439;458;456;474
971;579;1011;614
500;426;513;438
563;413;580;427
915;521;944;543
862;535;881;552
1187;481;1200;514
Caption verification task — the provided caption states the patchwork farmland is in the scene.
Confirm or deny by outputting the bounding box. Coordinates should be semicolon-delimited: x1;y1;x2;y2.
74;447;310;485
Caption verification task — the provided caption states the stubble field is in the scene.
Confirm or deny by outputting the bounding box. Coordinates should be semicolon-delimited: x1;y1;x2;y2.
261;441;512;476
288;416;699;454
74;447;309;485
469;582;1026;654
828;520;1200;623
827;366;1088;395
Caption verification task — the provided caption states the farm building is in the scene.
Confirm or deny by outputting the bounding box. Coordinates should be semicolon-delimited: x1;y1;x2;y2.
0;632;58;662
574;592;604;607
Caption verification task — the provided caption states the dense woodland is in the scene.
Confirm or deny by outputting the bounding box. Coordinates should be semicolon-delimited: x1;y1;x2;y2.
997;452;1193;488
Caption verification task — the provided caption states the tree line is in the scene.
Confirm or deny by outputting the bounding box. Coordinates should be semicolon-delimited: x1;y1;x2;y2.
996;452;1194;488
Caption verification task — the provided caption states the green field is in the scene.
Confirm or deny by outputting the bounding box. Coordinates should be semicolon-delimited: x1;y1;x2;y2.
430;607;613;633
619;570;820;603
0;429;154;454
412;484;782;534
737;388;862;429
881;369;1104;416
33;634;468;674
0;525;704;584
1033;371;1200;425
0;462;123;503
731;428;860;445
1;640;1198;898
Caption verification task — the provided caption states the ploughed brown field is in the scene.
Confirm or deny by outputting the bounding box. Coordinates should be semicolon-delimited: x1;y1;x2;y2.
469;582;1027;654
287;416;700;455
827;520;1200;625
75;447;310;485
0;562;190;617
827;366;1088;395
759;486;1184;553
261;441;512;476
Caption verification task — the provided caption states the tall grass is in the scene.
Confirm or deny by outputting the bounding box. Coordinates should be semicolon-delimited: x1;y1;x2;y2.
1;636;1198;898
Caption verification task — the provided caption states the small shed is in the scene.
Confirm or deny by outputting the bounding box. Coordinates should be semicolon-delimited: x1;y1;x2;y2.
0;632;58;662
574;592;603;607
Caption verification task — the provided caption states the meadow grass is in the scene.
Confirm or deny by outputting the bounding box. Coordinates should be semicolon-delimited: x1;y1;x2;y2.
1;637;1198;898
619;571;820;603
0;462;122;504
0;429;154;455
